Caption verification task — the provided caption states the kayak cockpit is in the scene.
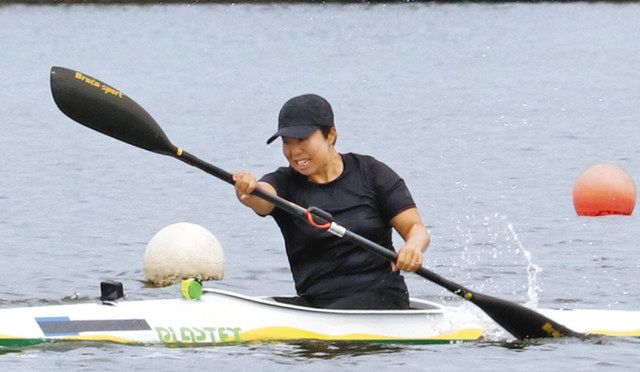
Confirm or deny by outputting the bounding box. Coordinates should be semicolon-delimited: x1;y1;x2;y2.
202;288;445;314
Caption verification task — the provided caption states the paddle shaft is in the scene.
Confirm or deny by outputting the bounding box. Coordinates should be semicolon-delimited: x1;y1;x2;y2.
177;151;306;219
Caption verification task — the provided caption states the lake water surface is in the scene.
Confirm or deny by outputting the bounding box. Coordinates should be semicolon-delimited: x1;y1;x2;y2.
1;2;640;370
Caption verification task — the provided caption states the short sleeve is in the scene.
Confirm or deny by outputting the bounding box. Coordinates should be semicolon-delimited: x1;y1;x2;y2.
369;159;416;222
260;167;291;198
259;167;295;218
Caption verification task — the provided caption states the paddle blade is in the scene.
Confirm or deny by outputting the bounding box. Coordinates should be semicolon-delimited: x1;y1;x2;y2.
469;292;584;339
50;66;178;156
414;268;583;339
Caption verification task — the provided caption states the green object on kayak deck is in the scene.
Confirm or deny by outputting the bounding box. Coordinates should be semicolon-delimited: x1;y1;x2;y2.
182;278;203;301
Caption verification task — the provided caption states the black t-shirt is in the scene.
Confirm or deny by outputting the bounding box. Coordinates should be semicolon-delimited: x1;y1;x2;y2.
260;153;416;302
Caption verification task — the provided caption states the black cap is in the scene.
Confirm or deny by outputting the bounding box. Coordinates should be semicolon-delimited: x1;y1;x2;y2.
267;94;334;144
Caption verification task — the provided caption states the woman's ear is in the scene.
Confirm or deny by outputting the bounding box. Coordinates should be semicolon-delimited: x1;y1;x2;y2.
329;127;337;145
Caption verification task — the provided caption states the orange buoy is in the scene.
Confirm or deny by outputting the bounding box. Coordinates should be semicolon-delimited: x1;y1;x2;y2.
572;164;637;216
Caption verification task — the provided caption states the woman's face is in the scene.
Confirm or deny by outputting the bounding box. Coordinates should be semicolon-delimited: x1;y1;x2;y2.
282;128;334;177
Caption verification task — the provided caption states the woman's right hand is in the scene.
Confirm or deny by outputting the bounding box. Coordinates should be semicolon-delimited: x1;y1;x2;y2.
232;172;277;215
233;171;258;202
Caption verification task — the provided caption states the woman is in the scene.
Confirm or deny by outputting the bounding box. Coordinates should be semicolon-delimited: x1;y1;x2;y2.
233;94;430;310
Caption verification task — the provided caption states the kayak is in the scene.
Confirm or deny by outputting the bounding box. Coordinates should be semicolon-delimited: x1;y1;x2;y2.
1;285;640;348
0;286;484;347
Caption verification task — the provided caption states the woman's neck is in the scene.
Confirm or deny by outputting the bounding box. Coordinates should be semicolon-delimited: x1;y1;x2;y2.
308;150;343;184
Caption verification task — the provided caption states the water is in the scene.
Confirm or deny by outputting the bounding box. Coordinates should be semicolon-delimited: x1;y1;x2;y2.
1;2;640;370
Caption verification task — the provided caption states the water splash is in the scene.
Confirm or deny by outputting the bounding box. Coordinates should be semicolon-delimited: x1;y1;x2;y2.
445;301;512;342
507;223;542;308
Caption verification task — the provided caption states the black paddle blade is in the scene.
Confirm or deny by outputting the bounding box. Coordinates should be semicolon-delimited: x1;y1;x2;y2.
415;267;584;339
469;292;585;339
50;66;178;156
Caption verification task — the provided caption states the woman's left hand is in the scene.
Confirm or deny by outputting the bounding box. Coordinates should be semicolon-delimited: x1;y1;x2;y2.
389;208;430;272
392;244;424;272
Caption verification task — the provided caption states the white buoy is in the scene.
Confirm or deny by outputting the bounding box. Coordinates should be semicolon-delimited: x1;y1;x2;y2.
144;222;224;287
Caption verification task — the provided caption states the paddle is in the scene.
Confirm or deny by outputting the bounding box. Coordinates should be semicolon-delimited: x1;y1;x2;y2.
50;66;585;340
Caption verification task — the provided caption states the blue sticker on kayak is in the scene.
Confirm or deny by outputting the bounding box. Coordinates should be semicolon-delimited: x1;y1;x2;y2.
36;317;151;336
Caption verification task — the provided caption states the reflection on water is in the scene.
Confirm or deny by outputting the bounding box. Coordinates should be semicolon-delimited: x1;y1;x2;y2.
0;339;406;360
276;340;406;360
0;348;22;356
477;333;640;352
0;295;94;308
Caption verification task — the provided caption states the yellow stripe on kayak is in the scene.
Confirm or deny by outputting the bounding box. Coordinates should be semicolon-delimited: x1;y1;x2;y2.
64;334;139;344
238;326;483;342
588;329;640;337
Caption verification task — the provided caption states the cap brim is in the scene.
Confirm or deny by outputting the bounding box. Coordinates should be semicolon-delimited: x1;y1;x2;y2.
266;125;319;144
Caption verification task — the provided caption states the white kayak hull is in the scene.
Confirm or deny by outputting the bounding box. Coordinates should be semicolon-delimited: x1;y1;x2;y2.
539;308;640;338
1;288;639;347
0;288;483;347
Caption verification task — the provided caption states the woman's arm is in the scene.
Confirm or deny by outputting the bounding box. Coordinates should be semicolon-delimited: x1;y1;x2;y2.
233;171;277;216
390;207;430;272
